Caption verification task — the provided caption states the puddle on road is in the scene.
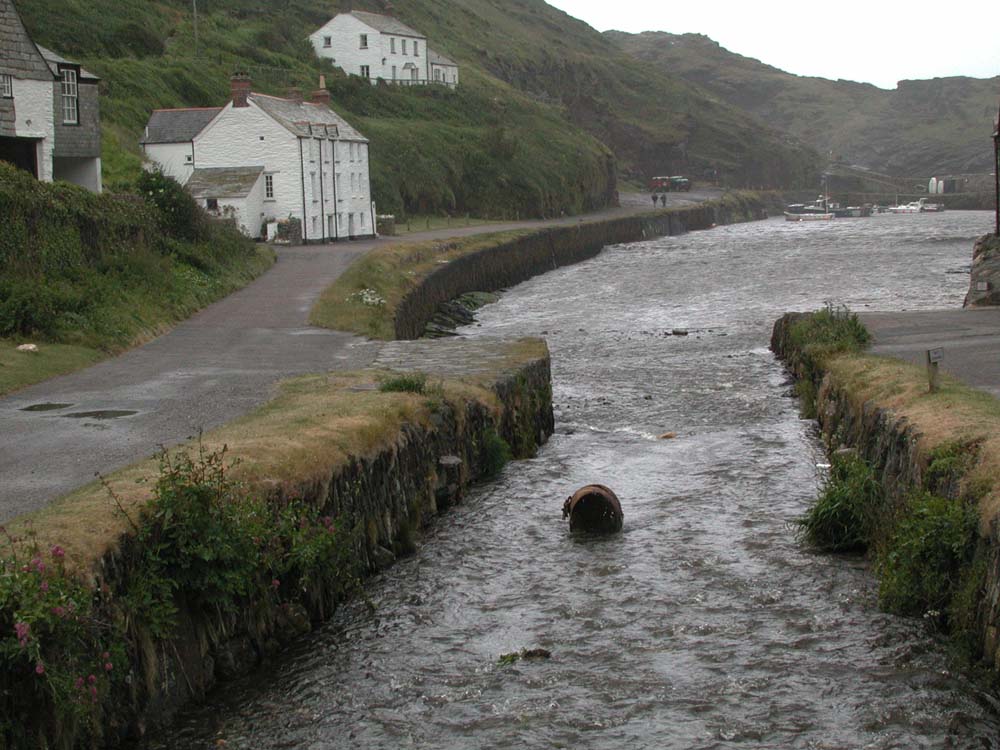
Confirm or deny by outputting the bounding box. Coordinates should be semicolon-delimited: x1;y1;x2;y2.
20;403;74;412
62;410;138;420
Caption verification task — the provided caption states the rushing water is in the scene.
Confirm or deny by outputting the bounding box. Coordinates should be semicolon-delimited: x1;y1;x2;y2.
152;212;1000;749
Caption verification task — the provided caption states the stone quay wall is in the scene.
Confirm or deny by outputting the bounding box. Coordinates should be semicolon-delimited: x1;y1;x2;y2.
770;313;1000;671
965;233;1000;308
393;194;768;340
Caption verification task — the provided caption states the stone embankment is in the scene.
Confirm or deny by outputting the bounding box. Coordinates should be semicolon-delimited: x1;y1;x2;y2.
965;233;1000;307
395;195;767;340
770;313;1000;670
4;339;553;748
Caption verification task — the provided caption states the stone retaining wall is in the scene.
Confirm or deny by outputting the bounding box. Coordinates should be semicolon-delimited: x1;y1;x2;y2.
393;195;768;340
771;313;1000;669
18;340;554;748
965;233;1000;307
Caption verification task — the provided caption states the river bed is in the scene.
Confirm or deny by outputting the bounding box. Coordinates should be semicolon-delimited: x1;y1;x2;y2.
150;212;1000;749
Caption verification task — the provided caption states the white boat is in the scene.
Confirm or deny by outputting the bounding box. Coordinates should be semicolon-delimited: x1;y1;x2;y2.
888;201;923;214
784;211;834;222
784;196;834;222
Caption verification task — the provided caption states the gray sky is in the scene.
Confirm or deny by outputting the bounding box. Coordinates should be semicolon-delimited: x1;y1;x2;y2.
546;0;1000;90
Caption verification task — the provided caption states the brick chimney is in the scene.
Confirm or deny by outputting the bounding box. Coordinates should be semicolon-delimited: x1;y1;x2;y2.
231;72;251;108
311;75;331;106
287;87;304;104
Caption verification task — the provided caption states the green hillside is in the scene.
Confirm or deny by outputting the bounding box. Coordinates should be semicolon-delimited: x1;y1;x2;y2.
607;30;999;178
14;0;819;219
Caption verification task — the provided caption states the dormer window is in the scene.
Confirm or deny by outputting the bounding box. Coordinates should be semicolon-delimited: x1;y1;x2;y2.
359;34;368;49
0;74;12;99
323;36;332;48
60;68;78;124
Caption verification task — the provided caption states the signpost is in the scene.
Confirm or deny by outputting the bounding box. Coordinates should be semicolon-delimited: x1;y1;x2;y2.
927;347;944;393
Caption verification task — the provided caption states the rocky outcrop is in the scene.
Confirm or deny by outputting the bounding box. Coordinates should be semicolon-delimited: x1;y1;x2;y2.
965;233;1000;307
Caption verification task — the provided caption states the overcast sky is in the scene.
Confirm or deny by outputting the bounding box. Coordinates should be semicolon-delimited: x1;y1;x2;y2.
546;0;1000;90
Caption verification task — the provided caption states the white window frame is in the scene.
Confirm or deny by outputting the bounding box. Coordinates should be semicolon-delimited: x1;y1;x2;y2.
60;69;78;125
265;174;275;200
390;38;396;54
360;65;370;79
414;41;419;57
402;39;408;55
359;34;368;49
323;36;332;48
0;74;12;99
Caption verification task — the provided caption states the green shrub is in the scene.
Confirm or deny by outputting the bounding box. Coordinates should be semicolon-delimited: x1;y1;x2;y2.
925;440;979;496
482;429;512;479
379;373;428;394
797;452;883;552
135;169;209;243
877;491;979;623
787;304;871;413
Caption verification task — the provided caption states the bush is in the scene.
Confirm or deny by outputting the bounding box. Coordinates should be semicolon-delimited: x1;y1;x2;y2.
797;451;884;552
877;491;979;623
482;429;512;479
136;169;209;243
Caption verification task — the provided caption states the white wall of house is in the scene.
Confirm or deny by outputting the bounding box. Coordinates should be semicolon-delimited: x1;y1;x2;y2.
430;63;459;86
310;15;386;80
207;174;265;239
331;139;374;237
53;156;102;192
194;102;302;229
142;142;195;184
13;78;55;182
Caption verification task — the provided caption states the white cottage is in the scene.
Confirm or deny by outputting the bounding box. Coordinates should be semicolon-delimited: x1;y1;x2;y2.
141;75;374;242
309;11;458;87
0;0;102;191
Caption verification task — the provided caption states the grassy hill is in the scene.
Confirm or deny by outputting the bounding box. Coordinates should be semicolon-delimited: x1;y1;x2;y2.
607;30;999;179
14;0;820;218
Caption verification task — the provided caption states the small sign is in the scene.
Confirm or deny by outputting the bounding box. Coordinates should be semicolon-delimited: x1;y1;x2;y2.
977;281;990;292
928;347;944;363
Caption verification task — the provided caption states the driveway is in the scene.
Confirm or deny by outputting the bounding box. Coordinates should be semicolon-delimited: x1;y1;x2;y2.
0;201;703;523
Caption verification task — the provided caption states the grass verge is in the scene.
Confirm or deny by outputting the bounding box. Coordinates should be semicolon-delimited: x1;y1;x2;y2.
0;342;106;396
309;229;532;339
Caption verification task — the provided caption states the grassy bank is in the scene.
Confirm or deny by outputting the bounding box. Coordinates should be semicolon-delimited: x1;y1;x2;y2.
0;165;273;396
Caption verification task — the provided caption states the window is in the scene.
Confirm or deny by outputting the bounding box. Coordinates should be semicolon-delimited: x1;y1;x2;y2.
390;38;396;54
184;154;193;163
265;174;275;200
402;39;408;55
60;69;78;124
434;68;442;82
414;41;419;56
359;34;368;49
206;198;219;211
323;36;332;48
391;66;397;80
0;74;11;99
360;65;370;79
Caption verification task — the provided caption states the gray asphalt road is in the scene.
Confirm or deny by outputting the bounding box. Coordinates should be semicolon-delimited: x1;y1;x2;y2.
860;308;1000;398
0;203;676;523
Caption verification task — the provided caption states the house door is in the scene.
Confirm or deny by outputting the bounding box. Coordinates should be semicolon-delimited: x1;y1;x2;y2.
0;136;39;178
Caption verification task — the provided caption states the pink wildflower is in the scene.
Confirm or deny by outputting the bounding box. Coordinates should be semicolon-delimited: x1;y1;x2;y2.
40;581;49;593
50;545;65;559
87;674;96;685
51;606;66;618
14;622;30;647
35;663;45;676
75;677;85;690
271;579;281;590
89;685;98;703
104;662;113;672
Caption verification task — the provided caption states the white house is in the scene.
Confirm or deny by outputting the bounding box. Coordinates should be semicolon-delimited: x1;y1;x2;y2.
309;11;458;87
141;75;374;242
0;0;102;191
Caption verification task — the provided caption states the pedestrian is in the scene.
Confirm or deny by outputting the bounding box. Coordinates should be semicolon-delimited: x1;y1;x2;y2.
651;193;658;207
660;194;667;207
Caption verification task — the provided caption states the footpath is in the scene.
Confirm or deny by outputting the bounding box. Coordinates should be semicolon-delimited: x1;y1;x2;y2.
860;308;1000;398
0;193;715;523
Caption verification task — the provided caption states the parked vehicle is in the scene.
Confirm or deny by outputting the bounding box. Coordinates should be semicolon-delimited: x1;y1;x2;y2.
650;175;691;192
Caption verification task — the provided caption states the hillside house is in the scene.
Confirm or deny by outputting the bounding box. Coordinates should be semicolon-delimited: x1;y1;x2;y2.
140;75;374;242
309;11;459;88
0;0;102;191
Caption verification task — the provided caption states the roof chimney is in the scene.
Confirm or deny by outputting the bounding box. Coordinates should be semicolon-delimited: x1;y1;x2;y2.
311;75;331;106
231;72;251;108
287;87;304;104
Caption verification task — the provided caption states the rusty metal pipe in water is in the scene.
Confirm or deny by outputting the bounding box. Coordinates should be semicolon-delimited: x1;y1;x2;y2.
562;484;623;533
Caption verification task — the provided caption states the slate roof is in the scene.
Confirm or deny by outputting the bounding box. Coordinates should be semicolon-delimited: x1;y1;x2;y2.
140;107;223;145
0;0;55;81
36;44;99;81
427;48;457;67
186;166;265;199
349;11;425;39
249;93;368;142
